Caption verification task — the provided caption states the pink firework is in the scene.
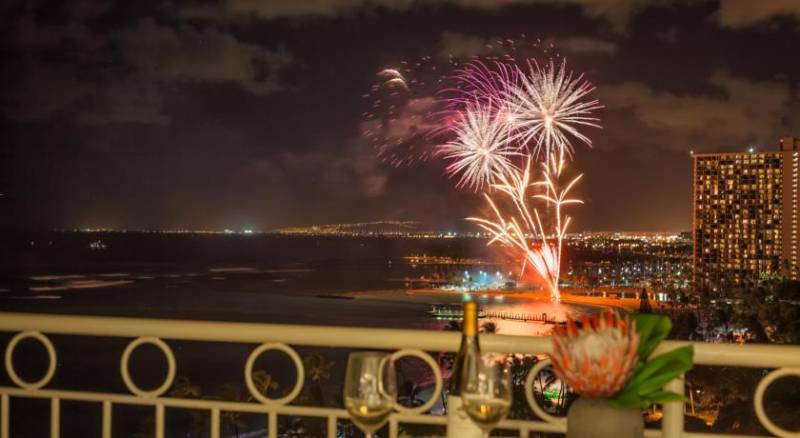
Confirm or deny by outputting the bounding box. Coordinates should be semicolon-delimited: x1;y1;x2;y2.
362;44;601;302
362;59;456;167
446;60;520;111
448;58;599;301
362;35;551;168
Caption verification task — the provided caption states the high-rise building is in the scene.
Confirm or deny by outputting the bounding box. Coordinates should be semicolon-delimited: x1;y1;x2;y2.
693;137;800;291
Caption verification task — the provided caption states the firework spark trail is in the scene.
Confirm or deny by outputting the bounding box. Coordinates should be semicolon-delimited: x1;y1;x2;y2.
533;153;584;300
363;61;455;167
434;61;524;190
505;59;602;159
362;37;540;168
433;58;600;191
452;59;599;302
467;153;582;302
446;60;519;110
363;48;600;302
437;102;523;191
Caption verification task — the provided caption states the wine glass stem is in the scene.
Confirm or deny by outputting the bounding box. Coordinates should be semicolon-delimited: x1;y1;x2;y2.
483;432;490;438
365;433;372;438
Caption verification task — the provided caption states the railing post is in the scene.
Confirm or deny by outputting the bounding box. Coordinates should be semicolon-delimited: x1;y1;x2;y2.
102;401;112;438
327;416;337;437
1;394;8;438
50;397;60;438
661;377;684;438
155;404;165;438
268;411;277;438
211;408;220;438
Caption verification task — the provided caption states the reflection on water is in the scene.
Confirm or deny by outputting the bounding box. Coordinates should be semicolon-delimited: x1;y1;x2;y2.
421;290;612;336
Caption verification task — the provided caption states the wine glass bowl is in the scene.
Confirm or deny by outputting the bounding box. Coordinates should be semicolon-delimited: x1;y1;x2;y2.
460;354;512;436
343;352;397;437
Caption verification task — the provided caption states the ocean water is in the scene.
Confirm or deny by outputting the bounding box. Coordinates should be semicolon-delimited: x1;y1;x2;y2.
0;232;602;330
0;233;609;436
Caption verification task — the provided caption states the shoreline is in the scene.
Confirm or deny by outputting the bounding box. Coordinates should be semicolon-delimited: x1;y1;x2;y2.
340;287;647;312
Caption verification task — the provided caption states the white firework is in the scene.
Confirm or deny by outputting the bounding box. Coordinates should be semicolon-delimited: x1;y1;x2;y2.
506;59;602;159
438;103;521;191
467;152;583;302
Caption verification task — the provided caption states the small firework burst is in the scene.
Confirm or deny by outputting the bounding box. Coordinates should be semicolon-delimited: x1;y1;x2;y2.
438;102;521;191
362;58;452;167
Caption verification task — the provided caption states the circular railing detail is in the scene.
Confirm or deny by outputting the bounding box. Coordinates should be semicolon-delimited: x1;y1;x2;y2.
524;358;567;425
120;337;176;398
753;367;800;438
391;349;443;415
245;343;304;405
4;331;57;390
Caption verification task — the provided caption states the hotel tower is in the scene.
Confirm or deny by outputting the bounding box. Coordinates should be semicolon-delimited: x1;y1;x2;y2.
693;137;800;291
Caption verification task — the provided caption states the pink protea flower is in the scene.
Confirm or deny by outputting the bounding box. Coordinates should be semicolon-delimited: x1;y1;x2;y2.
550;311;640;398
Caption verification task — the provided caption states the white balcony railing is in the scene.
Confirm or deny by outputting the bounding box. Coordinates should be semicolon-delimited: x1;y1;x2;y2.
1;312;800;437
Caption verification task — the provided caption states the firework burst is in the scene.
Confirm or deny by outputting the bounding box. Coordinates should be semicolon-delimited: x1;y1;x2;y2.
438;102;521;191
361;57;456;167
361;35;552;168
451;59;599;302
505;59;602;159
362;43;600;302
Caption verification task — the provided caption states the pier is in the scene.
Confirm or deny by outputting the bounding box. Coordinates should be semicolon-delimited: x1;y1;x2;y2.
483;310;560;324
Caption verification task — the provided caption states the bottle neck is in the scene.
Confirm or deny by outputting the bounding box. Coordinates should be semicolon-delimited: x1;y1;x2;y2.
460;332;479;350
463;302;477;337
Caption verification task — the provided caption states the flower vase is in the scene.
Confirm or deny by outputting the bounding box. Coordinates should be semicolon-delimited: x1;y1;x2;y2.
566;398;643;438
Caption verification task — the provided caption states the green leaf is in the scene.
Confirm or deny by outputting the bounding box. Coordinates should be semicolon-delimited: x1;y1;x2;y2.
637;352;693;394
630;313;672;360
645;391;686;404
627;346;693;389
608;391;642;409
605;314;696;411
609;346;694;410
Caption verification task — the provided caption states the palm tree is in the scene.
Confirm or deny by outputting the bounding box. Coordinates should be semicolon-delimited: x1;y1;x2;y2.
303;353;336;406
168;376;207;434
170;376;201;398
398;381;426;408
480;321;498;333
444;320;462;332
167;371;279;438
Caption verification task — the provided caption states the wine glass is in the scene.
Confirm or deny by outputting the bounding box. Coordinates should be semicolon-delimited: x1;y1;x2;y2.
343;352;397;438
460;354;512;437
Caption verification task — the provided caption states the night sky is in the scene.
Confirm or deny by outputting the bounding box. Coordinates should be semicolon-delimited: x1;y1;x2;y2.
2;0;800;232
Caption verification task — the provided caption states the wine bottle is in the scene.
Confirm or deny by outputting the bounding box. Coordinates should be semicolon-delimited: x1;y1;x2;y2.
446;301;483;438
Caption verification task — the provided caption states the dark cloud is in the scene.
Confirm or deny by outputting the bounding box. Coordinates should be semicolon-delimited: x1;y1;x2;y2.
439;31;496;58
2;0;800;233
599;71;793;152
183;0;655;32
115;19;291;95
1;13;291;125
551;37;618;55
717;0;800;28
276;140;390;199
